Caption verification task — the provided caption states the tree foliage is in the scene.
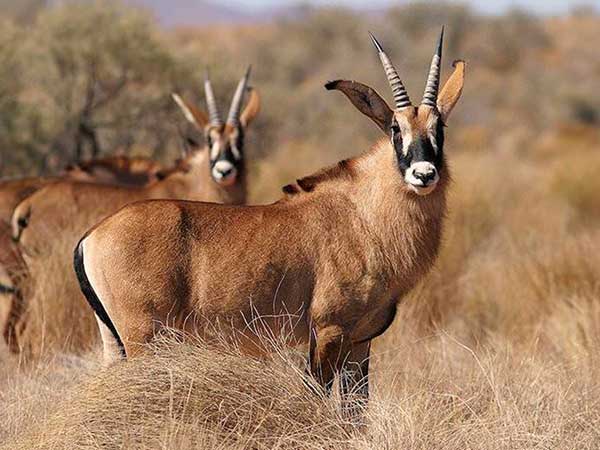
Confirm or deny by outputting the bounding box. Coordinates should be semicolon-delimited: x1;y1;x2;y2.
0;1;191;176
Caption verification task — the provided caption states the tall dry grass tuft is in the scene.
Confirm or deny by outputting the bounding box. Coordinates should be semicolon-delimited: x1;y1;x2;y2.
1;335;353;450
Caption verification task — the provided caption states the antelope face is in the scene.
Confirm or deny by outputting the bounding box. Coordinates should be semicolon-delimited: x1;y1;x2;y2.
326;28;465;197
392;107;444;196
172;66;260;190
207;125;244;186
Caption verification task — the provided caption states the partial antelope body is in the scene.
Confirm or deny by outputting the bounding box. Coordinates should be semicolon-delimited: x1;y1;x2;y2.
0;155;164;352
8;69;260;353
63;155;163;186
75;30;465;415
12;68;259;252
0;177;56;227
0;155;162;226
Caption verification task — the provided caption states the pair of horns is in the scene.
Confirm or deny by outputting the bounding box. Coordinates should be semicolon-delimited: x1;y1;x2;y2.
204;66;252;128
369;27;444;110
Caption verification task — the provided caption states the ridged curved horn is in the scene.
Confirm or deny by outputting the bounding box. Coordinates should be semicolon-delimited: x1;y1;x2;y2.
421;27;444;108
226;66;252;127
368;31;411;110
204;69;222;127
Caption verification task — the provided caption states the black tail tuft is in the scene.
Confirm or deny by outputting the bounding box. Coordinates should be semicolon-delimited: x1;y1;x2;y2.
74;237;125;357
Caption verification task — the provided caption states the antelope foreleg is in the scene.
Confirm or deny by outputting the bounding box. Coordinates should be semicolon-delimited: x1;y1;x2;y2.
307;324;350;395
339;341;371;422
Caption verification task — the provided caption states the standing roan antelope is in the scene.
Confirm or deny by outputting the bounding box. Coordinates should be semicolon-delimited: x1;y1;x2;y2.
74;29;464;415
8;68;259;352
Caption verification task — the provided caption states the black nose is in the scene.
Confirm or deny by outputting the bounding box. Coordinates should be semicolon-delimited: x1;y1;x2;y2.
414;170;436;184
217;167;233;177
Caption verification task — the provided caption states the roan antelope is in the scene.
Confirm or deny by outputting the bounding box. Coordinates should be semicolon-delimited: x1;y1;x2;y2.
0;155;163;352
8;69;260;353
12;67;259;254
74;30;465;414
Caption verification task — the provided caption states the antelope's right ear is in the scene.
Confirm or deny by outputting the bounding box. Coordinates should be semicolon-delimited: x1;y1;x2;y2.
172;93;209;130
240;88;260;128
325;80;393;135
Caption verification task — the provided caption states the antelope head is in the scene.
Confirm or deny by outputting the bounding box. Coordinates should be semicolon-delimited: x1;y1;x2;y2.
326;28;465;196
172;67;260;187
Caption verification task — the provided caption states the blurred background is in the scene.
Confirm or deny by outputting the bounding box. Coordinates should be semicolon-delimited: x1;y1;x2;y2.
1;0;598;200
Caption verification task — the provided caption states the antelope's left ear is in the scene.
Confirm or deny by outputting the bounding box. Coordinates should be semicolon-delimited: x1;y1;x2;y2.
172;93;209;130
325;80;393;136
437;60;465;123
240;88;260;128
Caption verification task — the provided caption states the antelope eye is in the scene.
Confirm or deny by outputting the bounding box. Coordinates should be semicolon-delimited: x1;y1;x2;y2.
186;137;199;148
391;123;400;134
18;216;28;229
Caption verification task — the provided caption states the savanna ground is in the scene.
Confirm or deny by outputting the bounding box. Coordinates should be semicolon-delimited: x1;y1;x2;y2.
1;2;600;449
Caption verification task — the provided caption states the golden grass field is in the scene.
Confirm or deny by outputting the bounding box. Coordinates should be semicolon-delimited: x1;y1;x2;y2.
1;123;600;449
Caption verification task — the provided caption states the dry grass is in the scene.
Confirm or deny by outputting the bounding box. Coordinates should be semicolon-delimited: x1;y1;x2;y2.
2;327;600;449
15;218;100;357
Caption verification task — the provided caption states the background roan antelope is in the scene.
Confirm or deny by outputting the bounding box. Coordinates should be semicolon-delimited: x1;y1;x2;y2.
12;67;260;250
7;69;260;352
75;30;464;413
0;155;163;352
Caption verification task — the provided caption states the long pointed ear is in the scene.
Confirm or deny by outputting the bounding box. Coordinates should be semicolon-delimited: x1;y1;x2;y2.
172;93;209;130
325;80;394;135
437;60;465;123
240;88;260;128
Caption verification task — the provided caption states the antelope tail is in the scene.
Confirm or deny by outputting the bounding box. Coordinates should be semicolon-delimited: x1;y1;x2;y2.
73;237;125;358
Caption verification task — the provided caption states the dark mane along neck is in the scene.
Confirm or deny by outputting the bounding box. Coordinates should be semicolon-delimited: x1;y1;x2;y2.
282;159;357;196
156;157;192;180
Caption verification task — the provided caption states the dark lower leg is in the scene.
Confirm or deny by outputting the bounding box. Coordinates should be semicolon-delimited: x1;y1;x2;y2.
306;325;347;396
340;341;371;422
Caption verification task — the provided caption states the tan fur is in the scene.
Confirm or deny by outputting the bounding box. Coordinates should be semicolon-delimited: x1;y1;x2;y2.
0;177;58;226
77;61;464;415
0;155;163;225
